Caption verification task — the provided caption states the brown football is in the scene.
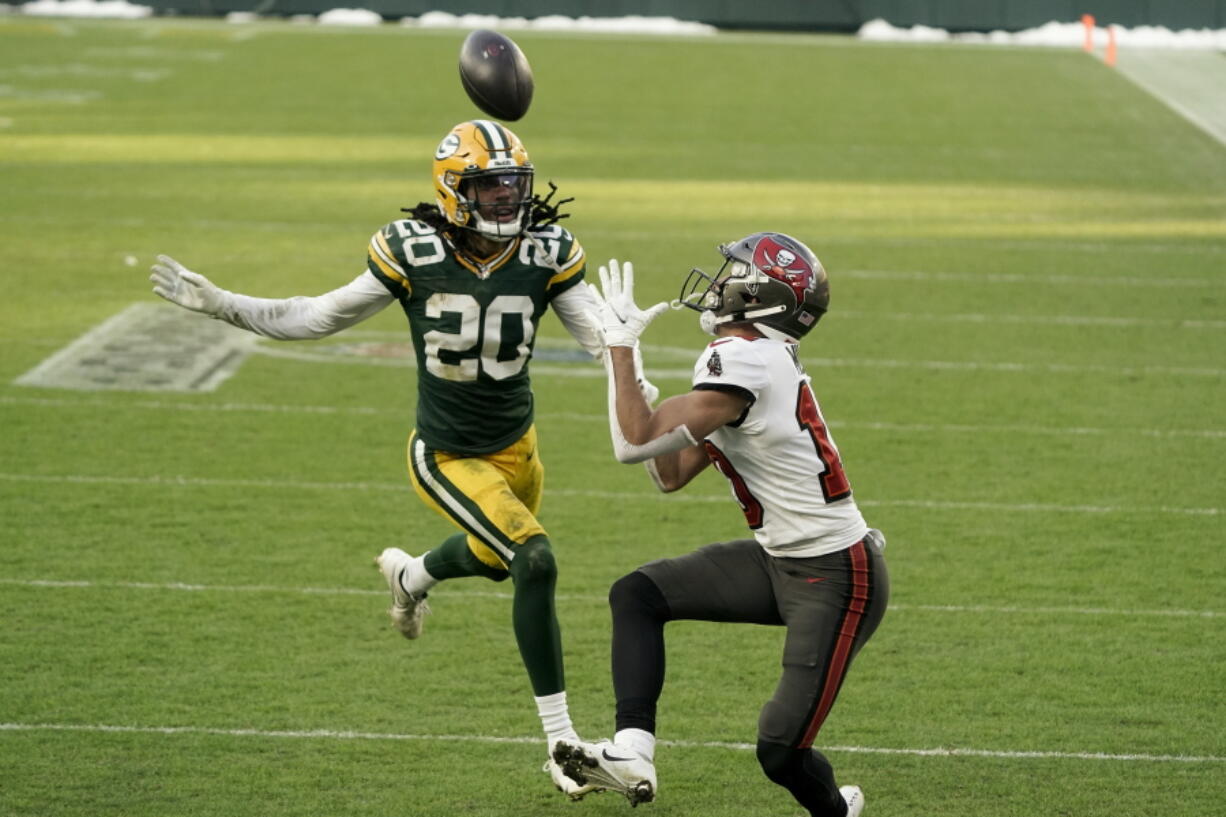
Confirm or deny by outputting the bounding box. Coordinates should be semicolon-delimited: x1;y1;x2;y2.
458;29;534;122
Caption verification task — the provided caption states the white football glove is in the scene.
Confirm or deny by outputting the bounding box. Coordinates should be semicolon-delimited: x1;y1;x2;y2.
150;254;224;316
586;259;668;348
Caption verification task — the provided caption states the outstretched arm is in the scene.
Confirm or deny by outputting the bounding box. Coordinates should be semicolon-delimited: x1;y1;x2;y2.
150;255;394;340
606;345;747;491
586;258;749;491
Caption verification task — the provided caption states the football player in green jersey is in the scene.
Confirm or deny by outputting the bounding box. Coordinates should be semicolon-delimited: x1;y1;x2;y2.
150;119;639;798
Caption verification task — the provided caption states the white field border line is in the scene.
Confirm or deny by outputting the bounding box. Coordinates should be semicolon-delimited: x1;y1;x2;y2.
249;343;1226;379
3;396;1223;440
840;269;1220;288
1;578;1219;619
0;722;1219;764
0;472;1219;516
836;309;1226;330
1106;51;1226;149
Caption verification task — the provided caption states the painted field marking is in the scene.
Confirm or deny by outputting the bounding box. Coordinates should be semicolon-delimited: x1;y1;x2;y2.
840;269;1219;288
12;304;257;392
247;343;1226;379
835;309;1226;330
0;722;1219;764
0;472;1219;517
13;296;1222;396
803;357;1225;378
0;578;1219;619
3;396;1223;440
1109;49;1226;147
0;472;1219;516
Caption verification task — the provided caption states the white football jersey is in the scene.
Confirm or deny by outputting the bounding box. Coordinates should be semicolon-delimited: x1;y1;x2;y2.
693;336;868;557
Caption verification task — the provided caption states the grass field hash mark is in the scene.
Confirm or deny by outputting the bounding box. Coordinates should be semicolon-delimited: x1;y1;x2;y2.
1;722;1220;764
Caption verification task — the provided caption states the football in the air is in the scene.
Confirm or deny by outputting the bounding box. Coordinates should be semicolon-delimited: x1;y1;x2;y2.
458;29;534;122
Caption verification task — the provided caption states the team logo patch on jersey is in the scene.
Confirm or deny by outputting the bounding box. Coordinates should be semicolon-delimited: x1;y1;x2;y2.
707;349;723;377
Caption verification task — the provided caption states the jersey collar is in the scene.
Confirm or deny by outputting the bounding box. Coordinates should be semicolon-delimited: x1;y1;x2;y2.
450;235;521;279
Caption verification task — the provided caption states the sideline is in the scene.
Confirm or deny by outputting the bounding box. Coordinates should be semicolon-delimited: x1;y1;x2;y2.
1112;50;1226;146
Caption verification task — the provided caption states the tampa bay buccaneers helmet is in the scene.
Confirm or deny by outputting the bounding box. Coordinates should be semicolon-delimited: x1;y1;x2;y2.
679;232;830;343
433;119;534;241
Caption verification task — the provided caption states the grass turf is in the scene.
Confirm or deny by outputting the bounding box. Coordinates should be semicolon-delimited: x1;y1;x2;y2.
1;16;1223;817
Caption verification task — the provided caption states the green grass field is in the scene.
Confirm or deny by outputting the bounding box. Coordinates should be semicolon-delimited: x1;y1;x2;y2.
1;16;1223;817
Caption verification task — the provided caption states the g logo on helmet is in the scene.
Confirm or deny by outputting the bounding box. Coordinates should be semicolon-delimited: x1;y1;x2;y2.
435;134;461;160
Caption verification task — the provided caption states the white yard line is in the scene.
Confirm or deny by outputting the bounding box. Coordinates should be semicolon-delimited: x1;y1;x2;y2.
0;578;1219;619
835;309;1226;330
2;396;1222;439
247;344;1226;379
0;722;1219;763
0;472;1219;516
839;269;1218;287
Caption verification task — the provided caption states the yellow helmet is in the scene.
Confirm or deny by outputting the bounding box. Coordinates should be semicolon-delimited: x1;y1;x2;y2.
433;120;534;241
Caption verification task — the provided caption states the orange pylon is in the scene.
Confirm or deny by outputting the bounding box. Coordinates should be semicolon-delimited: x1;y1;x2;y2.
1105;25;1117;66
1081;14;1095;51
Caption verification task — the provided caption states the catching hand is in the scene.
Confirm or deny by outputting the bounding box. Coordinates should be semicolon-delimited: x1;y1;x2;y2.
586;259;668;348
150;254;223;315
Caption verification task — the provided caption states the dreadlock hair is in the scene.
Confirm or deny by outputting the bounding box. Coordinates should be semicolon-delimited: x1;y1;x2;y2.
526;181;574;231
400;201;451;233
399;181;575;238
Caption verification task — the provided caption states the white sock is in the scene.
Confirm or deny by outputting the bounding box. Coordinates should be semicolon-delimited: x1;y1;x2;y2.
398;554;438;598
615;727;656;762
535;691;578;749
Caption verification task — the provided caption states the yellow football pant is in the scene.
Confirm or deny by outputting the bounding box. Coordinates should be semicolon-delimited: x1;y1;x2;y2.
406;426;546;571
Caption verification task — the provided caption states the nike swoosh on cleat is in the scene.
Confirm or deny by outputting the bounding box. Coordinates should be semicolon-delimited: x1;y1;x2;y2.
601;748;638;762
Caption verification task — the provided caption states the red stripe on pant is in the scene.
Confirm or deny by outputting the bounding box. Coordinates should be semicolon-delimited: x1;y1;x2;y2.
799;539;869;748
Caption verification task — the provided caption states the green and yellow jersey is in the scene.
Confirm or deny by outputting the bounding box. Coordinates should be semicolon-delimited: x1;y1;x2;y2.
366;219;585;455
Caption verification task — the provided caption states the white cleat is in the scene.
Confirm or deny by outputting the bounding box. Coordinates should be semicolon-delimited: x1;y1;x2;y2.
840;784;864;817
553;739;656;807
374;547;430;639
544;757;602;801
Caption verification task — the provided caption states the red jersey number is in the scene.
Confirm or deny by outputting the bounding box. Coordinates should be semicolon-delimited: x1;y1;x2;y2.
704;441;764;529
796;383;852;502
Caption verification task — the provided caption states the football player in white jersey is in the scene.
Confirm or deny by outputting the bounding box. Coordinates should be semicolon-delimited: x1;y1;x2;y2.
552;233;889;817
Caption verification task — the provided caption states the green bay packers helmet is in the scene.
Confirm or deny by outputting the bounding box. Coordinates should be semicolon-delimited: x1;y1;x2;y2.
433;120;534;242
679;232;830;343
